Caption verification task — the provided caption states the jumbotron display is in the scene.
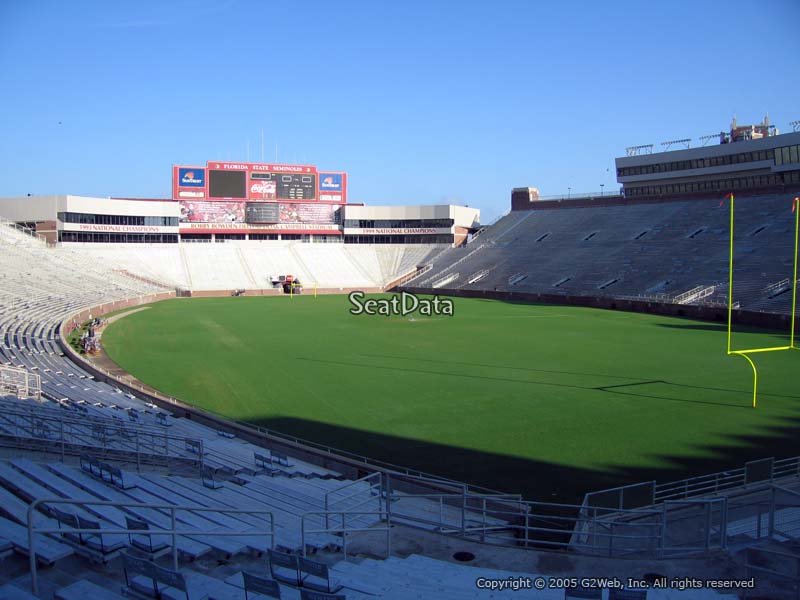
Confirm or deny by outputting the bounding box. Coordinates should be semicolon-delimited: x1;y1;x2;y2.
172;161;346;203
208;170;247;199
245;202;281;223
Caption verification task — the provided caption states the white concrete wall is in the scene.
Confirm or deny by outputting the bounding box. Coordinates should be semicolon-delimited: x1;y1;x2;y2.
0;195;62;221
0;195;180;221
343;204;451;220
450;205;481;228
343;204;480;227
66;195;179;217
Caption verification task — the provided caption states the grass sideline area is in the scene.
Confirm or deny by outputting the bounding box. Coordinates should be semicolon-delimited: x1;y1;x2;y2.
102;294;800;503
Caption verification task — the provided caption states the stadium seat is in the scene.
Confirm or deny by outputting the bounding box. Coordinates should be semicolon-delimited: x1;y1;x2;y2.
268;549;301;587
126;516;170;559
242;571;282;599
299;557;343;594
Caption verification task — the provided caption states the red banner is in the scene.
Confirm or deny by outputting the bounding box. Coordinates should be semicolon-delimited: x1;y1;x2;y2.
248;180;277;200
179;200;337;225
180;222;340;234
180;201;245;223
279;202;336;224
207;161;318;174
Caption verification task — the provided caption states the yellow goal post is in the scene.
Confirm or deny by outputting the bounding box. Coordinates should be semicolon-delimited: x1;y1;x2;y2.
726;193;799;408
289;280;318;299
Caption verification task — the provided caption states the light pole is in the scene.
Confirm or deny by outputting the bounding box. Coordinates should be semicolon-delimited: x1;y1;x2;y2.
567;187;571;199
600;184;605;196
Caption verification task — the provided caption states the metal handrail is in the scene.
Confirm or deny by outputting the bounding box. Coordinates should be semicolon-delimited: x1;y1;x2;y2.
300;510;391;559
324;471;383;529
745;546;800;595
0;398;172;435
532;191;623;202
385;469;523;500
0;364;41;399
379;487;665;551
0;405;205;472
27;497;274;595
326;471;381;503
586;456;800;509
773;484;800;499
0;216;48;244
770;483;800;542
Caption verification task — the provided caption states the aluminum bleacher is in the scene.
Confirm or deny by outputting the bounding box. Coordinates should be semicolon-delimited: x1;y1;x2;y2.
407;193;798;314
61;241;448;292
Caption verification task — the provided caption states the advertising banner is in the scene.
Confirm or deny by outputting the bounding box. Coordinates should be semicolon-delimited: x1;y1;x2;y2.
180;200;337;226
179;200;245;223
62;223;176;233
172;165;208;200
279;202;336;224
180;222;340;232
248;179;277;200
319;173;342;192
343;227;451;235
178;168;205;187
318;172;346;203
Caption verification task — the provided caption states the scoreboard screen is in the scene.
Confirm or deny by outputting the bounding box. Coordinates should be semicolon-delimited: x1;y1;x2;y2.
245;202;281;223
209;170;247;199
251;172;316;200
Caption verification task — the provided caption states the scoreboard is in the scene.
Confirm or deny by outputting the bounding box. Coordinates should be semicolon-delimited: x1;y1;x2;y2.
245;202;280;223
251;172;316;200
173;161;345;204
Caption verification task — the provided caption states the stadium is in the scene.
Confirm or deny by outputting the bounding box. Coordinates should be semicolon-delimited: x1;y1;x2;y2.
0;112;798;600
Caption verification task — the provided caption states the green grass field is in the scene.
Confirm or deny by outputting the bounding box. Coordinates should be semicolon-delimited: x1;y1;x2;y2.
102;295;800;503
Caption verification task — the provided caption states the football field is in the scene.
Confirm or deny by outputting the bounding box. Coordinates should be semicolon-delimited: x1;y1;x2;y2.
102;294;800;503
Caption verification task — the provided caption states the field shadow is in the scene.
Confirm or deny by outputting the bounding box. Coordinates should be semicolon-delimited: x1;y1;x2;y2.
248;413;800;506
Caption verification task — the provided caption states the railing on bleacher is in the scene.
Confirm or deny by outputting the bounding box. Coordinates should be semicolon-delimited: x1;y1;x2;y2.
745;546;800;597
26;496;274;595
0;402;205;473
0;364;41;400
301;510;391;560
306;459;800;558
324;472;382;529
0;216;48;245
582;456;800;510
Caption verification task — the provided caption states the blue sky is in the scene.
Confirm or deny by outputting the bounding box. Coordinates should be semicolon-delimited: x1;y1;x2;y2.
1;0;798;222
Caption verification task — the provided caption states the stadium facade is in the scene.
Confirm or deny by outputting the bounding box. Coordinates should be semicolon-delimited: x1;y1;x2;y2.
616;118;800;199
0;160;479;246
